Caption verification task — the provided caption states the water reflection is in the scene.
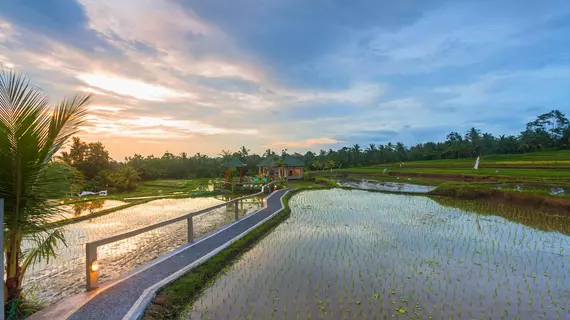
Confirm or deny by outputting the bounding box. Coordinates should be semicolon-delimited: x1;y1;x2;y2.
190;189;570;320
336;178;436;193
491;183;566;195
53;200;127;222
433;196;570;236
23;195;264;305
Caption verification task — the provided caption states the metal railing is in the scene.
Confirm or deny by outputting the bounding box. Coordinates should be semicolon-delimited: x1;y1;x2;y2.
85;180;281;290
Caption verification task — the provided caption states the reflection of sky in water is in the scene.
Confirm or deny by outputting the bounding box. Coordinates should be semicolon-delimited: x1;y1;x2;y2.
493;184;566;195
336;179;436;193
23;196;264;305
191;189;570;320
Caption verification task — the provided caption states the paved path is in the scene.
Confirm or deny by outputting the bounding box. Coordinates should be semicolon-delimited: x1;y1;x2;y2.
33;189;290;320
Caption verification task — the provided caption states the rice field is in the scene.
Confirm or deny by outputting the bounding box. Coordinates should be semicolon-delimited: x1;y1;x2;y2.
52;199;128;222
188;189;570;320
335;179;436;193
23;195;264;305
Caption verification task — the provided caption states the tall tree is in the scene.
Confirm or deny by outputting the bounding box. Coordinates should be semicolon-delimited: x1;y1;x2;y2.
0;70;91;302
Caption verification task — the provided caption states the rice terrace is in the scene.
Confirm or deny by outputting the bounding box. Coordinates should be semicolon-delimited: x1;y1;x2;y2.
1;2;570;318
141;150;570;320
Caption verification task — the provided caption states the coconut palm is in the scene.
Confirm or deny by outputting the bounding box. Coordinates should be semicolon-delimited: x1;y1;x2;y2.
112;165;141;192
0;70;91;303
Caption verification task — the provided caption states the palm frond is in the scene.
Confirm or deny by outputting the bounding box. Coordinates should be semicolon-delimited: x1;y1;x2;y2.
0;69;91;287
21;228;67;276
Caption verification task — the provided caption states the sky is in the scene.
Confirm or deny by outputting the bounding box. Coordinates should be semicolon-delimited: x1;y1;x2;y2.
1;0;569;159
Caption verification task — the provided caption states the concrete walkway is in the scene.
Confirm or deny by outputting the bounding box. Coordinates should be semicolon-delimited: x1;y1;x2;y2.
31;189;290;320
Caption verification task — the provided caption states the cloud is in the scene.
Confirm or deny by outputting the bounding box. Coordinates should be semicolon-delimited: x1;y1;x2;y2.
81;115;258;139
77;73;190;101
436;67;570;106
87;105;125;112
264;138;343;148
1;0;569;159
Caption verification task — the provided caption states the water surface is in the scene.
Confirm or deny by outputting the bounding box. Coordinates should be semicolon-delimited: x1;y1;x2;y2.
24;195;264;304
52;199;128;222
336;178;435;193
189;189;570;320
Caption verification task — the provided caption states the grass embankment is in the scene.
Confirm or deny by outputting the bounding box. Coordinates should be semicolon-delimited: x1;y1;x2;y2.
143;186;324;319
60;178;214;204
49;179;231;227
429;183;570;215
433;196;570;236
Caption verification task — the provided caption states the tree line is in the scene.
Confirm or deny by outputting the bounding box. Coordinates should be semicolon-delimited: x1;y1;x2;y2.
306;110;570;169
61;109;569;188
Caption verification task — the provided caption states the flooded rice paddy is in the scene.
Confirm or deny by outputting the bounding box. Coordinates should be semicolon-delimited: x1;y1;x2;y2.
24;195;264;304
336;178;436;193
190;189;570;320
52;199;128;222
492;183;566;196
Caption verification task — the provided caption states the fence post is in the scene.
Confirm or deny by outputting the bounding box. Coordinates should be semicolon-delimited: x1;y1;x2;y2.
85;243;99;290
234;200;239;220
187;216;194;242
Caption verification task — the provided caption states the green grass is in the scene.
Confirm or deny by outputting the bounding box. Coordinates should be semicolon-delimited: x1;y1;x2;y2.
369;150;570;167
143;187;327;320
383;167;570;179
58;178;214;203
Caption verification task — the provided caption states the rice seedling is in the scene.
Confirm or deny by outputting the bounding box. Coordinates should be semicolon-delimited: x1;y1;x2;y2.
186;189;570;320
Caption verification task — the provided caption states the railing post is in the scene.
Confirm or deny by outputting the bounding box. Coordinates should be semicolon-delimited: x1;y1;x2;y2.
187;216;194;242
234;200;239;220
85;243;99;291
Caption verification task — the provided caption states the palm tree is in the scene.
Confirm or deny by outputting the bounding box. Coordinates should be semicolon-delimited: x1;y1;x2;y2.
238;146;250;158
352;144;361;166
219;149;232;162
325;160;335;172
0;70;91;302
365;143;377;165
113;166;141;192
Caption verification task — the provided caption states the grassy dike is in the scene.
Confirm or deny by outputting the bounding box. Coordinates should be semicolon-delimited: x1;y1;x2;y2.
142;187;327;319
429;183;570;215
47;191;236;229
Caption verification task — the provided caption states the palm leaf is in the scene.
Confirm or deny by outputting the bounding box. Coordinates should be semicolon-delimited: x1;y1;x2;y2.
0;69;91;296
21;228;67;276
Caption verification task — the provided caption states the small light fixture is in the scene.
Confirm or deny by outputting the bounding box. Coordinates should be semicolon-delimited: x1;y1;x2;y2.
91;260;99;272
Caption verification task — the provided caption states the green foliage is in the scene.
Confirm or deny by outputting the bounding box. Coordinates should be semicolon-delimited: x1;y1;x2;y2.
60;137;113;179
43;161;85;197
112;165;141;192
0;69;91;303
314;177;340;188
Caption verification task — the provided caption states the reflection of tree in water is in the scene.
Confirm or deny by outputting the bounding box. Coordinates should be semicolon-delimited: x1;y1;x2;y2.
73;200;105;217
432;196;570;236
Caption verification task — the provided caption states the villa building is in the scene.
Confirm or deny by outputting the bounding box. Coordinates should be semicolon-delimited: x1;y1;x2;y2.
257;154;305;180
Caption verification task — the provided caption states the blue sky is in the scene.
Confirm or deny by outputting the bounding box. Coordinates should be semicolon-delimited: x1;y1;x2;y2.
1;0;569;158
